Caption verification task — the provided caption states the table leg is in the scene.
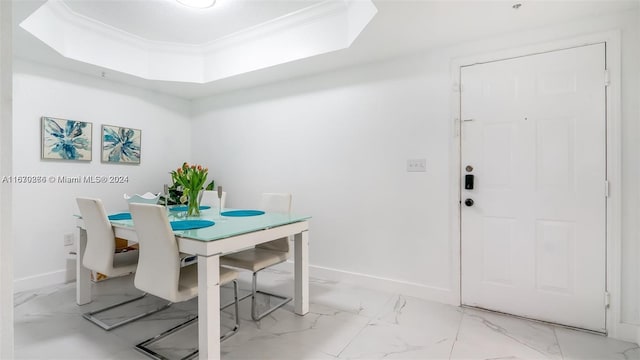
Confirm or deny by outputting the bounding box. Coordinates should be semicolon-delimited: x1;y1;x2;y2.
294;230;309;315
76;228;92;305
198;254;220;360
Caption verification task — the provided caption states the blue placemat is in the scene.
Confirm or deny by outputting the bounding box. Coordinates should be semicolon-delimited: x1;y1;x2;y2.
170;220;215;231
108;213;132;220
221;210;265;217
169;205;211;212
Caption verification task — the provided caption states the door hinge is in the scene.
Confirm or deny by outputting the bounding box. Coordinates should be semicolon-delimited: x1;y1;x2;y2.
604;70;610;86
605;180;610;197
604;291;611;309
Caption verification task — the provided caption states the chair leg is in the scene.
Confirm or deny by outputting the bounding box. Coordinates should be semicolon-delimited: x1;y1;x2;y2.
82;293;172;331
249;270;292;321
135;316;199;360
220;280;240;341
137;283;240;360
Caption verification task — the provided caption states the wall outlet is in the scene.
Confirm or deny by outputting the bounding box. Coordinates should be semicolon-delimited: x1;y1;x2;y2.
64;233;74;246
407;158;427;172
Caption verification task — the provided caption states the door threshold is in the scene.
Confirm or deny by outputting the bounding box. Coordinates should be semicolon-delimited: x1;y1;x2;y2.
460;305;607;336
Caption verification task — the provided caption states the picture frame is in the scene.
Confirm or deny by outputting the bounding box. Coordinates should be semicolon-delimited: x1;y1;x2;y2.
41;116;92;161
101;124;141;164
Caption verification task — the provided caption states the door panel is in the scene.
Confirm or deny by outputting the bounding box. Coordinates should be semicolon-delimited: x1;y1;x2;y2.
461;43;606;332
535;116;575;190
535;219;576;294
481;217;515;286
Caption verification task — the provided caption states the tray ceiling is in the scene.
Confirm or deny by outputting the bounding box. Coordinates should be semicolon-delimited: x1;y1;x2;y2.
19;0;378;83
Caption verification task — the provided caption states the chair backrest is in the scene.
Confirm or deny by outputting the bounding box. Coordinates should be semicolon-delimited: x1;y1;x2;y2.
259;193;292;214
200;190;227;209
257;193;292;253
76;198;117;275
129;203;182;302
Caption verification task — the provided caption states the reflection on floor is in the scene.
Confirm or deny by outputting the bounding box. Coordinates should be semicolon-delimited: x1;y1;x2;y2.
14;265;640;359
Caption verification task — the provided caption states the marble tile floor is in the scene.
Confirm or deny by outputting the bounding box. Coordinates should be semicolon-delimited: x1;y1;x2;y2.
14;266;640;360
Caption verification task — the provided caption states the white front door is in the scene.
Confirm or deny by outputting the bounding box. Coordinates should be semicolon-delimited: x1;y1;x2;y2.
460;43;607;332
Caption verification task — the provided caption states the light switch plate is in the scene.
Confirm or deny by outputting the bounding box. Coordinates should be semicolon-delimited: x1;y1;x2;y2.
407;158;426;172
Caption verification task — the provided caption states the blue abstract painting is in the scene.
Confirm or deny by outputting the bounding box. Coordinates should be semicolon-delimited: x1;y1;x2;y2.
102;125;141;164
41;117;92;161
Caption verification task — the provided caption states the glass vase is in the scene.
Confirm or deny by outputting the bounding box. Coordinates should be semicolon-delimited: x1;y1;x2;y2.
187;188;201;217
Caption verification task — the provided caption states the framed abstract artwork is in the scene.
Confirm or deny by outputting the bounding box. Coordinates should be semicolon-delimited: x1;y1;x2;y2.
101;125;141;164
41;116;92;161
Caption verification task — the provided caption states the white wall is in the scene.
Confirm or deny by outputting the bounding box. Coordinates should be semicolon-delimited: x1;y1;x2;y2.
616;5;640;326
191;7;640;323
192;54;456;300
0;1;13;357
12;60;192;291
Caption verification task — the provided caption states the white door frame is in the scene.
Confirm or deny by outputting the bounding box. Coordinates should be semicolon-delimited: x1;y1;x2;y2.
450;31;624;339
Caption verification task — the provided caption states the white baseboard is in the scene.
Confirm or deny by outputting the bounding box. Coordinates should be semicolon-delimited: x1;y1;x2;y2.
610;321;640;344
279;261;458;305
19;259;457;306
13;257;76;293
13;270;68;293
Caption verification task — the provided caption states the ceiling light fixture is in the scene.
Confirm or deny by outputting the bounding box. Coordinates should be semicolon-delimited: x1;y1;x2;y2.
176;0;215;9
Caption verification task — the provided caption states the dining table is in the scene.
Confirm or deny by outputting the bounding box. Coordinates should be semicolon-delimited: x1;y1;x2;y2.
75;206;311;360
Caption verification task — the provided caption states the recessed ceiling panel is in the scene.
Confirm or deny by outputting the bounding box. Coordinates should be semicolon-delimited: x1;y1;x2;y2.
20;0;377;83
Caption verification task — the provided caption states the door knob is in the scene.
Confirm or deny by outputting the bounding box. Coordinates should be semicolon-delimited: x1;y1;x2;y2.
464;198;474;207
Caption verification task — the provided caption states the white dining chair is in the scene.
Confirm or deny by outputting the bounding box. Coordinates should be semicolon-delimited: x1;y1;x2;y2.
199;190;227;210
129;203;240;359
220;193;293;321
75;197;170;330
